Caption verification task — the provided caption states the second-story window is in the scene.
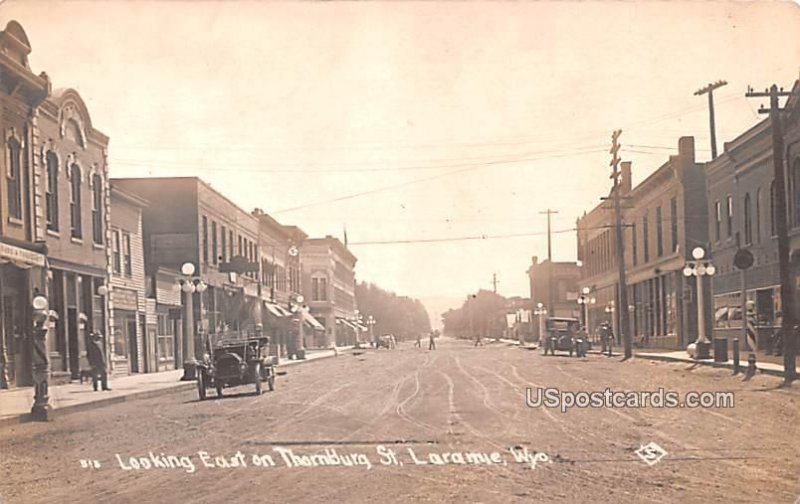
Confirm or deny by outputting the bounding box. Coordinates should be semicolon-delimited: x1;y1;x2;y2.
123;232;132;276
726;194;733;238
202;216;209;264
312;277;328;301
7;138;22;220
771;181;777;236
655;206;663;257
714;200;721;241
755;187;762;243
211;221;218;264
631;224;638;266
91;174;103;244
744;193;752;245
642;213;650;263
112;229;121;274
670;196;678;253
221;226;227;262
70;164;82;239
45;151;59;231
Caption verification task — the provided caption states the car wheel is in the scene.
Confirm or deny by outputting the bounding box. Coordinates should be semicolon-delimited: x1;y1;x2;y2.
197;372;206;401
254;363;263;396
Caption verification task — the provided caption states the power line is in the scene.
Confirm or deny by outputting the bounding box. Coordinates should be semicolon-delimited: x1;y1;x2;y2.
108;144;606;174
271;148;607;214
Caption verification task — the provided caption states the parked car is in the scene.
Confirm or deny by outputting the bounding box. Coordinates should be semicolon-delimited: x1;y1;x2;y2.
196;335;277;400
376;334;396;349
542;317;586;357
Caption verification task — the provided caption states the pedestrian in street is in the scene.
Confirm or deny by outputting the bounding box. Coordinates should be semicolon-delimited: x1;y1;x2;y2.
87;332;111;391
415;334;421;348
474;333;483;347
428;332;436;350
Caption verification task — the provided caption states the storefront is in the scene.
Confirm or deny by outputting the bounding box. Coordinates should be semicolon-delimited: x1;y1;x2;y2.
0;240;47;388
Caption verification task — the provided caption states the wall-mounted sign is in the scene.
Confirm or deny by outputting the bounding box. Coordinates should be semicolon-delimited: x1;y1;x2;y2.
114;288;138;311
0;242;45;267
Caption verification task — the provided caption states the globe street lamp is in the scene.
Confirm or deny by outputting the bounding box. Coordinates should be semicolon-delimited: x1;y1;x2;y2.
684;246;715;359
534;302;548;343
577;287;596;334
173;262;208;380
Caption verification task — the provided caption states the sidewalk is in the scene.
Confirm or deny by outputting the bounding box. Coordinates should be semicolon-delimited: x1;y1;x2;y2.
0;347;345;429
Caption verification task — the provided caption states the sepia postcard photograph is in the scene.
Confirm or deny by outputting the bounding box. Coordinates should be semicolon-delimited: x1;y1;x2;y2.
0;1;799;502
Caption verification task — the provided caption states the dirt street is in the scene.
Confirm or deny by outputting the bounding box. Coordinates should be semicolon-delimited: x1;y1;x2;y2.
1;338;799;503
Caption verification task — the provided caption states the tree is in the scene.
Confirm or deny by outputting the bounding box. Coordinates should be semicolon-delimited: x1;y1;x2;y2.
355;282;431;341
442;290;508;339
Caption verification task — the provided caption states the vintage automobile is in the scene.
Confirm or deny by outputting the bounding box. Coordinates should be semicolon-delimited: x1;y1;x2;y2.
542;317;588;357
196;335;277;400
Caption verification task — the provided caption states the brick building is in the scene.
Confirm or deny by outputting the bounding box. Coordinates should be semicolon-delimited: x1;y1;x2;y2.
706;80;800;349
526;256;580;338
577;137;709;349
301;236;357;347
113;177;263;364
0;21;50;388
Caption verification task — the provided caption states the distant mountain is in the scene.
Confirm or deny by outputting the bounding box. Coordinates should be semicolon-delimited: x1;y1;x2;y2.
419;297;465;330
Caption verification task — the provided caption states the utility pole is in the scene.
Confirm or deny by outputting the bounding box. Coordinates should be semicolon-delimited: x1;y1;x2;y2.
492;273;499;293
609;130;632;359
694;80;727;159
539;209;558;314
746;84;797;385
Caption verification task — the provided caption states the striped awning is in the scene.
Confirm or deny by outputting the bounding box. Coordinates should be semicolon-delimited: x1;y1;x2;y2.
303;312;325;331
263;302;285;318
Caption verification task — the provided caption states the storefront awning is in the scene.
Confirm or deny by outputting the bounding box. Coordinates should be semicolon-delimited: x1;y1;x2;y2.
263;301;285;318
336;317;356;331
303;312;325;331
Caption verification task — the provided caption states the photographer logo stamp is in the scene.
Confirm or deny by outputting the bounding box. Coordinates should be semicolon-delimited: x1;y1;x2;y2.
635;442;667;467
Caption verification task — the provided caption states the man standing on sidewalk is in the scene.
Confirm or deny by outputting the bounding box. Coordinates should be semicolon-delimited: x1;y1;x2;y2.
87;332;111;391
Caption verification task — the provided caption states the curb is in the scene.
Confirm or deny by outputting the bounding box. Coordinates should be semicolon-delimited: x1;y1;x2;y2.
0;349;344;430
637;352;784;377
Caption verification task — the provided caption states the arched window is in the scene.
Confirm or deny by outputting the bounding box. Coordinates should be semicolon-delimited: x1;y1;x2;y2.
70;164;82;239
6;138;22;220
91;173;103;244
755;187;761;243
771;180;777;236
45;151;59;231
744;193;752;245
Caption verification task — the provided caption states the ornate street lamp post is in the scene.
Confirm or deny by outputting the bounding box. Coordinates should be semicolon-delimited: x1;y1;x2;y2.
174;262;208;380
684;246;715;359
31;294;56;421
534;302;548;343
289;293;307;359
366;315;376;346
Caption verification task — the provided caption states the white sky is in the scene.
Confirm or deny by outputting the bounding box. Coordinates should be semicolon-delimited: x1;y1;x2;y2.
4;1;800;311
